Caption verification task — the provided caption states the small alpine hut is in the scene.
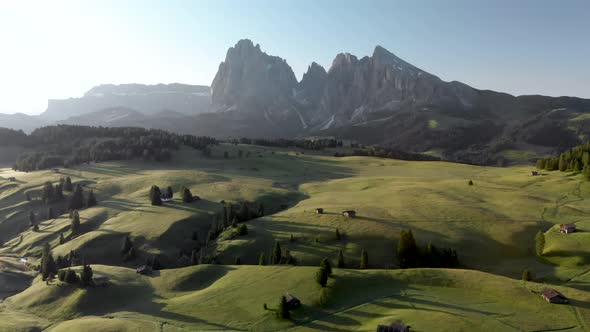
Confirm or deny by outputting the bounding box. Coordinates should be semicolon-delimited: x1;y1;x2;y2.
315;208;324;214
342;210;356;218
136;265;153;275
285;293;301;309
541;288;569;304
530;170;539;176
560;223;576;234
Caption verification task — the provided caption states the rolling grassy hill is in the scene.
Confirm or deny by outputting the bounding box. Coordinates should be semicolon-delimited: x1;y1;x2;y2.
1;143;590;330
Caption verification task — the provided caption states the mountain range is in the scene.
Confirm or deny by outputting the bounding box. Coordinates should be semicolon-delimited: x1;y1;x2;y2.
2;39;590;164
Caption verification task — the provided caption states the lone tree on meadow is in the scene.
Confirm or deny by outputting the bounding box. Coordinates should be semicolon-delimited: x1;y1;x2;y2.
360;249;368;269
29;211;36;226
182;187;193;203
258;252;266;266
271;241;282;264
86;190;97;207
59;233;65;245
315;265;329;287
149;185;163;206
337;250;345;268
70;210;81;235
166;186;174;199
320;257;332;276
47;207;55;220
535;230;545;256
397;230;418;268
335;228;341;241
68;184;85;211
522;269;532;281
276;296;290;319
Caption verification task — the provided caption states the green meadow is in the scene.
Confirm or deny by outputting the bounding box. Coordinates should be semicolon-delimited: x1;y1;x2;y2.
1;143;590;331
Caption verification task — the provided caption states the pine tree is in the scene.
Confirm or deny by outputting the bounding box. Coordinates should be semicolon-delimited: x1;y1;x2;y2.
320;257;332;276
191;250;199;265
64;177;73;191
468;180;474;186
41;181;55;204
574;160;583;172
64;268;79;284
166;186;173;199
182;187;193;203
397;230;418;268
68;184;85;210
54;183;64;200
121;235;133;255
536;159;546;170
335;228;341;240
29;211;36;226
315;266;328;287
234;257;242;265
59;233;65;245
149;185;162;205
522;269;532;281
271;241;282;264
337;250;345;268
40;243;57;281
47;207;55;220
360;249;368;269
80;260;93;287
258;252;266;266
558;155;567;172
276;296;290;319
535;230;545;256
86;190;97;207
70;210;81;235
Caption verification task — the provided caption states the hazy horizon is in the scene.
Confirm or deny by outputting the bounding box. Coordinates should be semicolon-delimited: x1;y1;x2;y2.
1;0;589;115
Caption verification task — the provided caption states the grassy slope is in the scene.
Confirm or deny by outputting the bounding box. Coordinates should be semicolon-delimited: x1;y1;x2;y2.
2;265;590;332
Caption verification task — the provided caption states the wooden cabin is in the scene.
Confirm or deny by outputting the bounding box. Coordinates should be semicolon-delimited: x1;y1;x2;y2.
560;223;576;234
530;170;539;176
315;208;324;214
342;210;356;218
136;265;153;275
285;293;301;309
541;288;569;304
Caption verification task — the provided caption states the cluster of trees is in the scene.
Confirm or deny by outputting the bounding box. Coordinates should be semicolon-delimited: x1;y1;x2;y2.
234;138;343;150
40;243;93;287
207;201;263;241
334;147;440;162
149;185;196;205
11;125;218;171
0;128;29;147
257;241;296;266
536;142;590;180
397;230;459;268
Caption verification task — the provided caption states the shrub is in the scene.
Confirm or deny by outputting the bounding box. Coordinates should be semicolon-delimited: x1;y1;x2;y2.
57;269;66;281
237;224;248;235
360;249;368;269
64;269;79;284
535;230;545;256
320;258;332;276
468;180;474;186
522;269;532;281
276;296;290;319
315;266;328;287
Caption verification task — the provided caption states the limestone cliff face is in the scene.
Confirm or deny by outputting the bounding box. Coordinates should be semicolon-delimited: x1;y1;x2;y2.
211;39;298;110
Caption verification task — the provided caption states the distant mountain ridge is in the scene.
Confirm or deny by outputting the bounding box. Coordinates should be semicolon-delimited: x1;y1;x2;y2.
40;83;211;122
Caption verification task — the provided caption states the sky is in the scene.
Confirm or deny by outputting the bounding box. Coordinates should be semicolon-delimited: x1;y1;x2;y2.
0;0;589;115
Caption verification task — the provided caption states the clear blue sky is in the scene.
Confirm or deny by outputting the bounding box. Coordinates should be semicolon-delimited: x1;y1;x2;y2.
1;0;589;115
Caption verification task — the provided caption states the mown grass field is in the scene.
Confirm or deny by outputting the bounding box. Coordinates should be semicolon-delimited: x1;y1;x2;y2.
1;143;590;330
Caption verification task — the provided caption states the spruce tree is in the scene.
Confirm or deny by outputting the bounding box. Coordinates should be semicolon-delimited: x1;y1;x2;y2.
271;241;282;264
121;235;133;255
41;181;55;204
47;207;55;220
64;177;73;191
80;261;93;287
29;211;36;226
276;296;290;319
149;185;162;205
68;184;85;210
70;210;81;235
64;268;79;284
522;269;532;281
59;233;65;245
335;228;341;241
182;187;193;203
535;230;545;256
54;183;64;200
320;257;332;276
258;252;266;266
315;266;328;287
360;249;368;269
41;243;57;281
86;190;97;207
166;186;173;199
337;250;345;268
397;230;418;268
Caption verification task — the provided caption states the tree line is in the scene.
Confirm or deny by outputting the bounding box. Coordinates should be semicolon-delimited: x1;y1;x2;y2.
233;137;343;150
7;125;218;171
334;147;440;162
536;142;590;180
